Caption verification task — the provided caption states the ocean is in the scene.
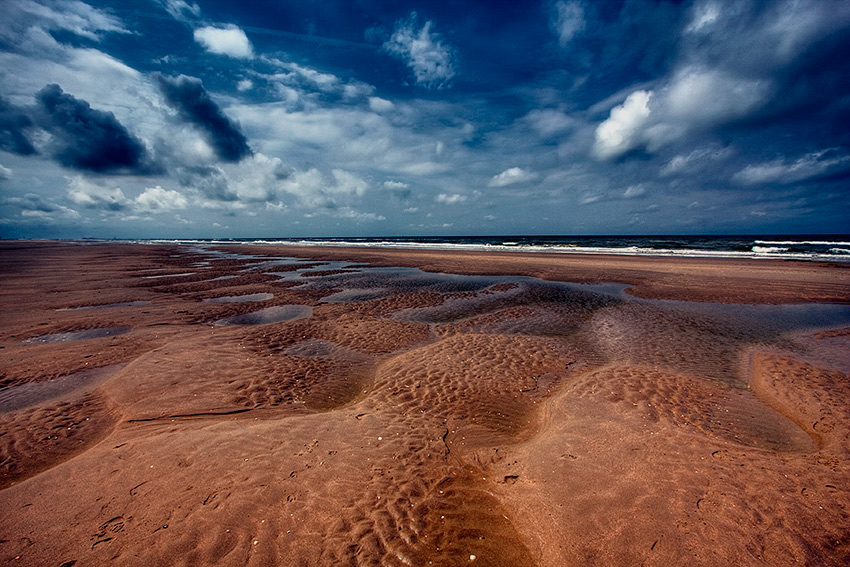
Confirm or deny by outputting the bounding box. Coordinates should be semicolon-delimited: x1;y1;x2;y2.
142;235;850;262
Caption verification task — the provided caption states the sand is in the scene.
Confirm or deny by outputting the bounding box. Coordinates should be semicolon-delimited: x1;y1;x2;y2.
0;240;848;566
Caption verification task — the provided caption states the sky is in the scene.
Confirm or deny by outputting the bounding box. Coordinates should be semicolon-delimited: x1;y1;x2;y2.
1;0;849;239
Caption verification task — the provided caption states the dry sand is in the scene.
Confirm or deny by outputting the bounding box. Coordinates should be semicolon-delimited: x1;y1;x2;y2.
0;240;849;566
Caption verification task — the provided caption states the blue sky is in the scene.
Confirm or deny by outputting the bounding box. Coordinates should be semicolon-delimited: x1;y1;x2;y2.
1;0;849;238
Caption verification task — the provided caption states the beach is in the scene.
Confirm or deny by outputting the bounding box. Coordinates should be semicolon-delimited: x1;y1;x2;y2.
1;240;849;566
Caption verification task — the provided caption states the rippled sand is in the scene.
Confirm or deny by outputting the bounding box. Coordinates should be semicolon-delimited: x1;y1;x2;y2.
1;241;849;566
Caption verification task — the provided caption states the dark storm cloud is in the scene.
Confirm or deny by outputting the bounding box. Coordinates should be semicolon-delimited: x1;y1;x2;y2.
35;84;149;173
0;96;38;156
155;74;252;162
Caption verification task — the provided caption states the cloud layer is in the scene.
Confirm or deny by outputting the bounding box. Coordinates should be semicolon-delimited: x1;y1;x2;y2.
1;0;849;237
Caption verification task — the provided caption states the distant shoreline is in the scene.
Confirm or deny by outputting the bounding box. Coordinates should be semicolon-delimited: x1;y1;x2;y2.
216;242;850;305
6;234;850;262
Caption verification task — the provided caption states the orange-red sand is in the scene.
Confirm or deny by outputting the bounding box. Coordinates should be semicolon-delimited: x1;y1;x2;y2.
1;241;849;566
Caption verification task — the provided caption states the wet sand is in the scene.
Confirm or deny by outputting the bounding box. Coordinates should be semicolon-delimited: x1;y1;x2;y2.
1;240;849;566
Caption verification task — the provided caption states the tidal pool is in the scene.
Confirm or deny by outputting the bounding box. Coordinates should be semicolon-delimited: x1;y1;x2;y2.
0;365;123;414
204;293;274;303
23;326;131;344
213;305;312;326
57;301;148;311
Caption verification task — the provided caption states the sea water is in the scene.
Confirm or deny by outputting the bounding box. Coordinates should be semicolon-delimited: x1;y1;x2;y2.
135;234;850;262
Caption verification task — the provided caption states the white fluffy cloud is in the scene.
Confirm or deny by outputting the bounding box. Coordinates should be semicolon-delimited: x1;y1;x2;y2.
369;97;395;113
331;169;369;197
593;90;652;160
67;176;129;210
60;155;372;219
230;98;465;179
135;186;189;212
384;14;455;89
594;67;770;160
591;0;848;164
67;177;190;214
273;167;371;210
194;25;254;59
186;152;290;205
488;167;538;187
552;1;585;46
663;67;769;126
0;164;11;180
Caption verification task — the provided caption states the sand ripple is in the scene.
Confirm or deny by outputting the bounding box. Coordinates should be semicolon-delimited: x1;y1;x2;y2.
1;242;849;567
